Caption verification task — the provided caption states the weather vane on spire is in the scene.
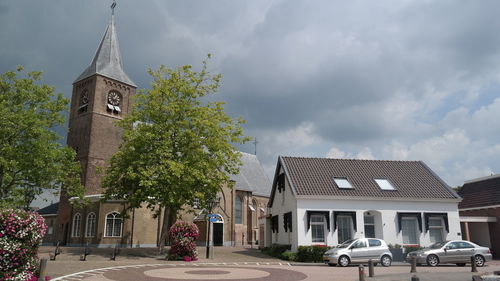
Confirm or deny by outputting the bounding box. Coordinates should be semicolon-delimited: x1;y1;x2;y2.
111;0;117;15
253;137;259;155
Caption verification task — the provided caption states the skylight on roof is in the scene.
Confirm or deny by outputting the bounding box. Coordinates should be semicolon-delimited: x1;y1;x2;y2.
333;177;353;189
375;179;396;190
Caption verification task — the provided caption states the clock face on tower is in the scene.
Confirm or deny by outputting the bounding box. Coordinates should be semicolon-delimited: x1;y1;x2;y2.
108;91;121;106
81;89;89;105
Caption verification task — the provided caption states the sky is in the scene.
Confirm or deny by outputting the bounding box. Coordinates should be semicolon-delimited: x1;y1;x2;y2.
1;1;500;207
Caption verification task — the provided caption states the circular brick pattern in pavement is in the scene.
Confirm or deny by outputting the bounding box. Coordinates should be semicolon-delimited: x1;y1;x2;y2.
101;265;307;281
145;267;269;280
185;270;231;275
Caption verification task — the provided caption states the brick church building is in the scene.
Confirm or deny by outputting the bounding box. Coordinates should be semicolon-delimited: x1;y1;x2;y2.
44;10;270;248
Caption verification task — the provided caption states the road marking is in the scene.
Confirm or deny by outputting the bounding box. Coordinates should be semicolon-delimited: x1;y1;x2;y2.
50;262;291;280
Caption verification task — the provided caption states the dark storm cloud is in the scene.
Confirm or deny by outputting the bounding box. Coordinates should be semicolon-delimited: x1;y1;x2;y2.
2;0;500;191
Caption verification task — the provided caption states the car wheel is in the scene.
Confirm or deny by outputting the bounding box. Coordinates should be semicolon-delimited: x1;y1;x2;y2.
456;263;466;267
328;263;337;267
381;255;392;267
338;256;350;267
426;254;439;267
474;255;485;267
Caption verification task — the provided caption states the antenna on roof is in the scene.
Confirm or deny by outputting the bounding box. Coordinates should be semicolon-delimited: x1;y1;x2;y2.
253;137;258;155
111;0;117;15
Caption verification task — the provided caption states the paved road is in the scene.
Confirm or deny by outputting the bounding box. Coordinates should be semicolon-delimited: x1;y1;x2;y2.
49;263;500;281
40;246;500;281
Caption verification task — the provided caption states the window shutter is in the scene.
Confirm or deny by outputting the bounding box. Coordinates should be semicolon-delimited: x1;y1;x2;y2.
424;213;449;232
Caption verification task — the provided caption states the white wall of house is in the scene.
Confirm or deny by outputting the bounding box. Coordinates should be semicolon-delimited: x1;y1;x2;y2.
267;167;298;249
296;198;461;250
276;198;461;251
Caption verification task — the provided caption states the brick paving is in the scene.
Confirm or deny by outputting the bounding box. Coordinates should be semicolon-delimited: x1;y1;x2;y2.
39;246;282;279
41;246;500;281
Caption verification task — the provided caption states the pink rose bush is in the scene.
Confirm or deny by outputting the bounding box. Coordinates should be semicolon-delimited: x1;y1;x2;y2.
167;221;199;261
0;209;47;281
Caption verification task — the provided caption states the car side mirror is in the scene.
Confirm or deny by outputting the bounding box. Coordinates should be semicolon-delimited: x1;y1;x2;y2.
349;246;354;250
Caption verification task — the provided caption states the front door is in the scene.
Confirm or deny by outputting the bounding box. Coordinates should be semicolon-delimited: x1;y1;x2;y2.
213;223;223;246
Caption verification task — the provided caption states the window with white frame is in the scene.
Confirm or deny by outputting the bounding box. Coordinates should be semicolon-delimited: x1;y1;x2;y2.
85;212;96;237
105;212;123;237
428;217;444;243
71;213;81;237
401;217;419;244
193;198;201;209
310;215;326;243
337;215;353;243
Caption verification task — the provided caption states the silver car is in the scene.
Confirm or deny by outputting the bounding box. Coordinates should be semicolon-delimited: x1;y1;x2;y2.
323;238;393;267
406;240;492;267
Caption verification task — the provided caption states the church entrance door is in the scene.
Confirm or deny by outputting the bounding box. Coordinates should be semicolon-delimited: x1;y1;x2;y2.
213;222;223;246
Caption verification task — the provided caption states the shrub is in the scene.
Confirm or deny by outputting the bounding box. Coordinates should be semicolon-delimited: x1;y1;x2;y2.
404;245;423;254
280;251;298;261
296;245;332;262
261;244;291;258
0;209;47;281
388;243;402;249
167;221;199;261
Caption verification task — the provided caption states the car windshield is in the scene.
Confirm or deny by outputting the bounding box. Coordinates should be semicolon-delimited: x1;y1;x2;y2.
337;239;356;248
429;241;448;249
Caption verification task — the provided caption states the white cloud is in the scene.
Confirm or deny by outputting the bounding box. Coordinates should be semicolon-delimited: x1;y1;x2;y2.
326;147;349;159
326;146;375;160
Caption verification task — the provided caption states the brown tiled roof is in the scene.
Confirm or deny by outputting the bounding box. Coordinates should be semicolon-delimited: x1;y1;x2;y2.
458;175;500;209
280;157;459;199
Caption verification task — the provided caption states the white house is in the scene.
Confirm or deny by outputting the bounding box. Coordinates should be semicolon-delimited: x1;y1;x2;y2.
265;157;462;252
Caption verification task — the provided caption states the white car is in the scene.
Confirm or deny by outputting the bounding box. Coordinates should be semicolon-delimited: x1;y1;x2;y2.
323;238;393;267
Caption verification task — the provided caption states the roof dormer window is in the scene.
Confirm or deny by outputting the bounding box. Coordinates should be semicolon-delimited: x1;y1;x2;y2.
375;179;396;190
333;177;353;189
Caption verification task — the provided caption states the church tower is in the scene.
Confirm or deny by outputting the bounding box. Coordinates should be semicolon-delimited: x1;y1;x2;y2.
68;13;136;196
56;7;136;244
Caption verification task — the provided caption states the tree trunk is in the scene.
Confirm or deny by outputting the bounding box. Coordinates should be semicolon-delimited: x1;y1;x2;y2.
158;206;178;255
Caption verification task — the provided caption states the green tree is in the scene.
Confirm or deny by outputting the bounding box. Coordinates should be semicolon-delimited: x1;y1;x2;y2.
0;67;84;209
102;58;248;248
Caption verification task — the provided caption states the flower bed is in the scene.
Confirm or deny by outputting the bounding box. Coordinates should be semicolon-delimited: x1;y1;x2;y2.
0;209;47;281
167;221;199;261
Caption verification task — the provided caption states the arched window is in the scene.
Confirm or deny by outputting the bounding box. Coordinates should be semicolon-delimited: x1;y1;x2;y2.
85;212;96;237
235;196;242;224
105;212;122;237
252;199;258;226
71;213;81;237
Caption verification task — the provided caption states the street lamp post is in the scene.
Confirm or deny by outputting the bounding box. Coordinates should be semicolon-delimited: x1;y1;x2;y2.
205;196;220;259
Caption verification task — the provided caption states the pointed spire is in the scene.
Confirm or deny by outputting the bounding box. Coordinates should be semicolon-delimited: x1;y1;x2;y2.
74;7;136;87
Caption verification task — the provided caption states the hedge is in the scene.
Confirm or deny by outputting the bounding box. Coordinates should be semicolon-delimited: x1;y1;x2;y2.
296;245;332;262
261;244;332;263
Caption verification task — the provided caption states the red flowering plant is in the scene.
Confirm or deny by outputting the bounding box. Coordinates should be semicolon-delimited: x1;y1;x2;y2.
0;209;47;281
167;221;199;261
